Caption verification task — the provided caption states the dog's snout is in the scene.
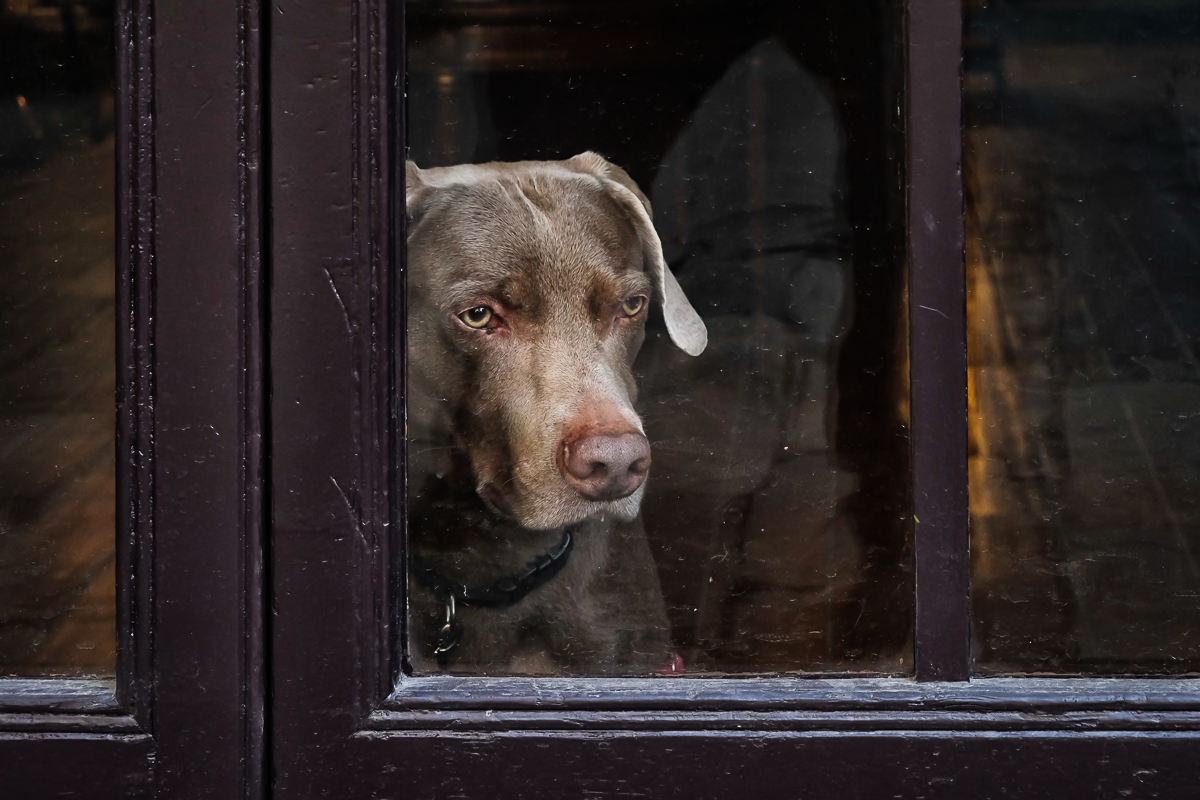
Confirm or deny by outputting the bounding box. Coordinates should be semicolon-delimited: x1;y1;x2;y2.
562;431;650;501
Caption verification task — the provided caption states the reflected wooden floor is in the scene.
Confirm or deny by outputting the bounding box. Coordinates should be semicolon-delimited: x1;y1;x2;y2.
967;41;1200;672
0;137;116;677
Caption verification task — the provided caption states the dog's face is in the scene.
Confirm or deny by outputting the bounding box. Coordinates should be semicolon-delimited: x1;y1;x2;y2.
407;153;706;531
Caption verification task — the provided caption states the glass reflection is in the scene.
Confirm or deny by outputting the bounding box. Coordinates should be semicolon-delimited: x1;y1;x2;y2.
405;0;908;676
0;0;116;677
967;0;1200;673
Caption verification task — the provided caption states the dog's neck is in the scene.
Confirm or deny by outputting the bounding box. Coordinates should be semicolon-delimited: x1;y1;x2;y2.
409;474;577;584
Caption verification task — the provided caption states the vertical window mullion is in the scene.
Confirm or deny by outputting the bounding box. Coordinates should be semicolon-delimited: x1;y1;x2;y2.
908;0;970;682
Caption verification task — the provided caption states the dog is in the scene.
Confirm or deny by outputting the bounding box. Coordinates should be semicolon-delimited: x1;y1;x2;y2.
405;152;707;676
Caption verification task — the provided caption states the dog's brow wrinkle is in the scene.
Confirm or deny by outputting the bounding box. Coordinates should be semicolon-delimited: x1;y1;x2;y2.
506;180;561;240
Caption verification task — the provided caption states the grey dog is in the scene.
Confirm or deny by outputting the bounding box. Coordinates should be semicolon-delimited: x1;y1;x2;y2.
405;152;707;675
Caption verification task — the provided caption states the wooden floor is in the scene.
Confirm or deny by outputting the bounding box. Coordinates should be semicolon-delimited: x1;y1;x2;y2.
967;36;1200;673
0;136;116;677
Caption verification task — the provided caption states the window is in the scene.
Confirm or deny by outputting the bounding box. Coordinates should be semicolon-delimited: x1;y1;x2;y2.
0;0;117;679
3;0;1197;796
403;0;910;677
966;0;1200;675
2;0;265;793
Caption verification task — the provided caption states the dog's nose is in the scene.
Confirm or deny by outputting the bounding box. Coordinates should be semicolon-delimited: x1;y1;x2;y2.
561;432;651;501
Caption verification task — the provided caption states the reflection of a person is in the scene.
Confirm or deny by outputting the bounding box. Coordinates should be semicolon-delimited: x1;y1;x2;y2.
655;38;849;337
637;39;861;670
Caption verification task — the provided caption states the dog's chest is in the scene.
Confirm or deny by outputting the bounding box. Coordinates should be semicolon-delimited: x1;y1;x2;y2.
408;515;668;676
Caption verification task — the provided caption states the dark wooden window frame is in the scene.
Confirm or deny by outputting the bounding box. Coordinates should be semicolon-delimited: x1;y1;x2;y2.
270;0;1200;795
2;0;1197;796
0;0;265;794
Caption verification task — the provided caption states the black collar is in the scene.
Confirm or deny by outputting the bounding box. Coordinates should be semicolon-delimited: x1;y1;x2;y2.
410;524;577;662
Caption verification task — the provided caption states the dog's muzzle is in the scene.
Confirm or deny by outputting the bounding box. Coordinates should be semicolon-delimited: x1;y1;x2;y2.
561;430;651;501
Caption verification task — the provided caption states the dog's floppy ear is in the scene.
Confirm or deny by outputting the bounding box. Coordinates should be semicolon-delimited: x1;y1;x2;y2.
564;152;707;357
406;161;431;225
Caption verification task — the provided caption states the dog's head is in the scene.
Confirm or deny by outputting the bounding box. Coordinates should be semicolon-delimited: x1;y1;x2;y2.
406;152;707;530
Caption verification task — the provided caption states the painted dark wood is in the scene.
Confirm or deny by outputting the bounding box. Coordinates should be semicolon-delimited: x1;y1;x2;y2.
380;676;1200;712
117;0;155;728
909;0;971;682
270;0;396;789
344;733;1200;800
0;714;142;733
269;0;1200;796
22;0;1193;795
364;709;1200;733
0;679;119;713
0;736;155;797
151;0;266;793
1;0;266;795
239;1;268;795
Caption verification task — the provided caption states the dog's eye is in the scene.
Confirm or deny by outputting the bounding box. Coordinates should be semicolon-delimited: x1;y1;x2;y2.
621;296;647;317
459;306;494;329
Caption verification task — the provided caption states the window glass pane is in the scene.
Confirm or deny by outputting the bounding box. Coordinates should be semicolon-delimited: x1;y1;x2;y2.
967;0;1200;673
0;0;116;677
404;0;909;676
